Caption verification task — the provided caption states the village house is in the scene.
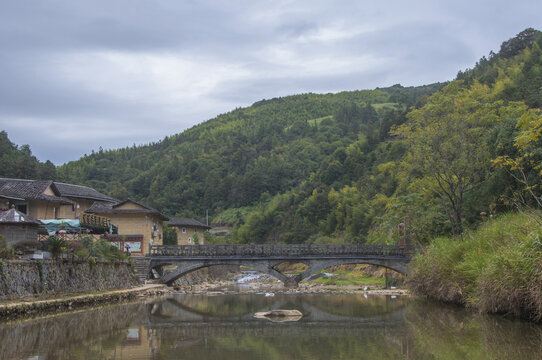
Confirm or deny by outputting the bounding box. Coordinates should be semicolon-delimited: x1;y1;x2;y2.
0;178;116;219
0;178;168;255
86;199;169;255
167;217;210;245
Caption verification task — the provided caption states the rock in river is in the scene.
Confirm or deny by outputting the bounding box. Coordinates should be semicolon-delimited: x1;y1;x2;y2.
254;309;303;322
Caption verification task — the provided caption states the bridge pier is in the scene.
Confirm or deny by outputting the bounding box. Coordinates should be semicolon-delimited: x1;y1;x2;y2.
284;276;300;288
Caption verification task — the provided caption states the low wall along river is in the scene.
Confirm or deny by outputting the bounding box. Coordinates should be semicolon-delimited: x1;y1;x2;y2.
0;259;140;300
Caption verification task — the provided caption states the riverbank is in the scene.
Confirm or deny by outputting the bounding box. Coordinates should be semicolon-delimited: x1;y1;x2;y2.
408;212;542;321
0;283;168;319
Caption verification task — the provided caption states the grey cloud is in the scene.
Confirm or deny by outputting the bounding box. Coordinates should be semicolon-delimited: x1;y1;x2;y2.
0;0;541;164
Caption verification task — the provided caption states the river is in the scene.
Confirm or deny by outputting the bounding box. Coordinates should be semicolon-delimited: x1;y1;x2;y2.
1;293;542;359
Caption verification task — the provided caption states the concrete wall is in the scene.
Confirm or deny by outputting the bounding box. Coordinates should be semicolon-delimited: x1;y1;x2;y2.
0;224;38;247
69;198;97;216
13;200;73;219
7;198;96;220
0;259;140;300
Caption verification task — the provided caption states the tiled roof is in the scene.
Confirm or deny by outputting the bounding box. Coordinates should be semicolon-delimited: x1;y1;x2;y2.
0;178;117;204
0;208;42;225
167;217;210;229
0;178;72;204
0;178;167;222
53;182;117;202
87;200;169;221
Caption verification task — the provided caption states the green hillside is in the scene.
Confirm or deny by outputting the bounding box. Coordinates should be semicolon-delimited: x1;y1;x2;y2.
56;84;442;232
228;28;542;244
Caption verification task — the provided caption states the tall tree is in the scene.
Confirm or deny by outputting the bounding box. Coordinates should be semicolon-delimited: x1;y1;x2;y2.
395;82;525;235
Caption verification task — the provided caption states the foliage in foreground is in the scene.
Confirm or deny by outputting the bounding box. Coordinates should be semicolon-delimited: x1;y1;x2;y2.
77;236;129;261
407;212;542;320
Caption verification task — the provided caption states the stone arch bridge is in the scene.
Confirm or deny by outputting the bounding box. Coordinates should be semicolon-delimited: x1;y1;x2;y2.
139;244;412;288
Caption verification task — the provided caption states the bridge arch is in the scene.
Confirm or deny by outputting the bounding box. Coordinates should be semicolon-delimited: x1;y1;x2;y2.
154;257;407;287
157;259;295;285
296;259;408;284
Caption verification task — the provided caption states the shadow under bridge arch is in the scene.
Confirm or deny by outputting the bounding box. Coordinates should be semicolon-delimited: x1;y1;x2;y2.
154;259;305;286
291;258;409;285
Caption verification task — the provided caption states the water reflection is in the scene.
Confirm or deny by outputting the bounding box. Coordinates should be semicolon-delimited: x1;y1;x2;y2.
1;294;542;359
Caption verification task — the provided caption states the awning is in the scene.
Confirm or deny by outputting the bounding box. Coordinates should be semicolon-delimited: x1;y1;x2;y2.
39;219;117;236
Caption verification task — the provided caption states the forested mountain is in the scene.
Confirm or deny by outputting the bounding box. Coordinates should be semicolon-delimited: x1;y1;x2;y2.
7;28;541;246
0;131;57;180
57;84;443;225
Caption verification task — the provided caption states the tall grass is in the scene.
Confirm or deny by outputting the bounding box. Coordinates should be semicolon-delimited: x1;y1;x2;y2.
408;212;542;320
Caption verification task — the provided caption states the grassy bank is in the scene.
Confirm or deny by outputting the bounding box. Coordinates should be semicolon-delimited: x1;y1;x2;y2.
407;212;542;321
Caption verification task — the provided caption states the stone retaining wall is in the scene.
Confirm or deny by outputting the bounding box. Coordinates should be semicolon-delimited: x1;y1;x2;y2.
0;259;140;300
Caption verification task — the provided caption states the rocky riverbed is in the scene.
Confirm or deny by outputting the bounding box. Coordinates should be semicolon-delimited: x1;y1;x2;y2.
172;271;408;296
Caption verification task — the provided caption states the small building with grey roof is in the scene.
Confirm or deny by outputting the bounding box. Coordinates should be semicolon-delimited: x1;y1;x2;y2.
167;217;211;245
0;207;42;248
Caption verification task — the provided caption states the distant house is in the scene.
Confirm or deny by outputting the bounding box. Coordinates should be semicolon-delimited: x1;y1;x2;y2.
0;207;41;248
0;178;116;219
167;217;210;245
86;199;169;255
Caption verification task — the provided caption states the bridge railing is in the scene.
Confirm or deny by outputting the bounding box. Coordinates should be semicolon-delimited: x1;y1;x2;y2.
149;244;406;257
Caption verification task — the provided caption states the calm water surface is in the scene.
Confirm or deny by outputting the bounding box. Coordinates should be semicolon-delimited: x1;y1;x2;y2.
2;293;542;359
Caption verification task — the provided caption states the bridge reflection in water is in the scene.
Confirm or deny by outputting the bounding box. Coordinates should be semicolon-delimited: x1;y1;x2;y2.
147;243;411;287
3;293;542;359
149;293;407;323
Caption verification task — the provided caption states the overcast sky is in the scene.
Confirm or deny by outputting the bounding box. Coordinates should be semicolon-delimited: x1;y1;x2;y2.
1;1;541;164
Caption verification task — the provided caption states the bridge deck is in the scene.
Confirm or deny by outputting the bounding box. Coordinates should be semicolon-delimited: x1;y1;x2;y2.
149;244;408;258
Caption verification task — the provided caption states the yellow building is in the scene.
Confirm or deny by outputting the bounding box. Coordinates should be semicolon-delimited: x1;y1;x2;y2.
87;199;169;255
167;217;210;245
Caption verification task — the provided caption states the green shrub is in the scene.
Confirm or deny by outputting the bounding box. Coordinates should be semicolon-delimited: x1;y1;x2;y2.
13;240;41;253
45;236;67;258
76;236;127;261
163;224;178;245
0;234;7;247
0;235;13;259
74;248;90;259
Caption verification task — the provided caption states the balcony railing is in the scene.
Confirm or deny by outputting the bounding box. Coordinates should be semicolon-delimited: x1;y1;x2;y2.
80;212;111;228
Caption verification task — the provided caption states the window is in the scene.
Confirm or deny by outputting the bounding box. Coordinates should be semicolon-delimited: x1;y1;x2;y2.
188;238;192;243
16;204;27;214
182;227;187;233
